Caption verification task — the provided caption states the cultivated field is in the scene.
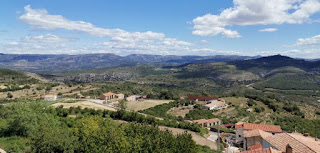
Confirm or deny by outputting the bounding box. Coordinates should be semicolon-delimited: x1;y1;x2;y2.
126;100;173;111
51;101;117;111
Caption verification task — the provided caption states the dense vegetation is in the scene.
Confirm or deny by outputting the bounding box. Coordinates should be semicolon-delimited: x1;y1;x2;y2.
0;102;217;153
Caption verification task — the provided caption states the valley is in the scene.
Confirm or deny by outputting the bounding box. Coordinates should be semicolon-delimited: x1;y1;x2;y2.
0;54;320;153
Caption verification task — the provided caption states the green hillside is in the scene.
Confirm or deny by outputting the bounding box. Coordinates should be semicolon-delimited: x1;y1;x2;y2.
0;68;38;84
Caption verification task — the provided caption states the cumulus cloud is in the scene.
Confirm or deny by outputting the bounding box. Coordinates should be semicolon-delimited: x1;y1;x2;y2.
22;34;74;43
18;5;196;55
257;49;320;59
192;0;320;38
259;28;278;32
19;5;165;42
295;34;320;46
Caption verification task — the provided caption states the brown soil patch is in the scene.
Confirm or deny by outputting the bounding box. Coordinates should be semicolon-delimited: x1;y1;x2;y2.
51;101;117;111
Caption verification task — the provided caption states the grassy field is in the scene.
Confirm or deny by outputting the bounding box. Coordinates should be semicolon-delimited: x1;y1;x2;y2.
167;106;191;117
126;100;173;111
51;101;117;111
223;97;248;107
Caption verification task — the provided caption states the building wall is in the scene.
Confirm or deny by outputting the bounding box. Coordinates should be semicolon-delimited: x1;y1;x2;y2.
247;136;262;147
116;94;124;99
44;96;57;101
126;95;136;101
236;128;244;143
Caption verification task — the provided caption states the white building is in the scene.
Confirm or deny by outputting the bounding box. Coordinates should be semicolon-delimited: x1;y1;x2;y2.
126;95;136;101
44;95;57;101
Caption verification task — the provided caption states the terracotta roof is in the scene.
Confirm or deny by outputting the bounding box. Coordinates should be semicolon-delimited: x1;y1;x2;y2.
220;133;230;137
248;144;262;150
188;96;219;101
265;133;319;153
193;119;207;124
221;123;235;128
238;148;281;153
102;92;115;96
236;123;282;133
244;129;273;139
289;133;320;153
207;118;220;123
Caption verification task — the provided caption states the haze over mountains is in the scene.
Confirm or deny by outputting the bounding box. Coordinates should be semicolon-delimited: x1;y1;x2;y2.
0;53;256;74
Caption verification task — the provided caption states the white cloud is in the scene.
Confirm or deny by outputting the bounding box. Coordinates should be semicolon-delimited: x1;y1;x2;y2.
17;5;196;55
200;40;209;43
295;34;320;46
257;48;320;59
190;48;241;55
19;5;165;43
22;34;74;43
192;0;320;38
259;28;278;32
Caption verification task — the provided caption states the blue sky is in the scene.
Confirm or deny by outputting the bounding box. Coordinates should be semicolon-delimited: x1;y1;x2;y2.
1;0;320;58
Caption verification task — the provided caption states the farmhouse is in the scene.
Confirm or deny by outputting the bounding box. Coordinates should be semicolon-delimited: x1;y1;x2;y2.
100;92;124;100
44;94;57;101
100;92;116;100
115;94;124;100
126;95;137;101
192;118;220;128
203;100;227;110
235;123;282;143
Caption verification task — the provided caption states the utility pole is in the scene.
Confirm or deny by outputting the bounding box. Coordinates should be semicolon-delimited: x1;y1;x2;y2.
217;121;220;151
243;137;246;151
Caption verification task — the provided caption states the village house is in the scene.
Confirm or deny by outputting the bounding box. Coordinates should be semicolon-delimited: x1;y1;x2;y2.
44;94;57;101
221;123;235;129
115;94;124;100
100;92;116;100
235;123;282;143
100;92;124;101
126;95;137;101
202;100;227;110
263;133;320;153
192;118;220;128
244;129;273;150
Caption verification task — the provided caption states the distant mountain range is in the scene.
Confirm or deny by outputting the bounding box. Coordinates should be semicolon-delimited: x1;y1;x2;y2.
0;53;256;74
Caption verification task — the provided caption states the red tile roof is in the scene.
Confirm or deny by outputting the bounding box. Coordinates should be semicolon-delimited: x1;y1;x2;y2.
238;148;281;153
248;144;262;150
265;133;320;153
221;123;235;128
102;92;115;96
236;123;282;133
188;96;219;101
244;130;273;139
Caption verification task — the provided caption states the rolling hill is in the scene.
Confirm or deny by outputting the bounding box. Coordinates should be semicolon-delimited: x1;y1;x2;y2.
0;53;254;74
